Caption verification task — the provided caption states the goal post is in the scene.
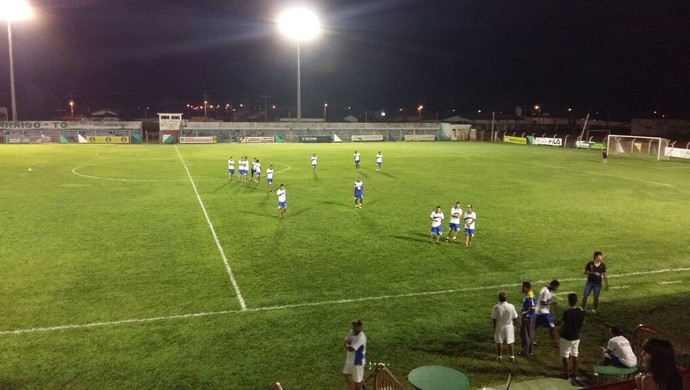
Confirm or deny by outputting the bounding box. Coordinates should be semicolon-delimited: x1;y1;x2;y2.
607;135;670;161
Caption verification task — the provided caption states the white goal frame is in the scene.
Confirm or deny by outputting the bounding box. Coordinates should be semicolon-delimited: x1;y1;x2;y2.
606;135;670;161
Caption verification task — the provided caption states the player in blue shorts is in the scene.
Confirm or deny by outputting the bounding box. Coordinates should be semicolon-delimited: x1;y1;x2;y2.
428;205;444;243
227;156;235;181
535;280;560;347
446;201;463;243
276;184;287;219
353;177;364;208
266;165;274;192
463;204;477;246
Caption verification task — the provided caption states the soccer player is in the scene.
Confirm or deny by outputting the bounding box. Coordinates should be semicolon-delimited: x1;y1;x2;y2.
354;150;360;170
582;251;609;314
266;165;274;192
602;149;608;164
251;158;257;180
535;280;560;347
375;151;382;172
254;159;261;184
311;153;318;170
428;205;444;243
353;177;364;208
492;291;519;363
276;184;287;220
238;157;246;183
463;204;477;246
446;201;463;243
342;320;366;390
227;156;235;181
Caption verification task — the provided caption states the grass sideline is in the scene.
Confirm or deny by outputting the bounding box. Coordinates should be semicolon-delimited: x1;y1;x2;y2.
0;142;689;388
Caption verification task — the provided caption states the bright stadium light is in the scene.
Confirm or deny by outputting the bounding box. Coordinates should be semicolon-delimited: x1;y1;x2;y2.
1;0;34;121
277;7;321;124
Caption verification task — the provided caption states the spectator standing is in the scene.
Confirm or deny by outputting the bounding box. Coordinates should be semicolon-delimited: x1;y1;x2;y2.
492;291;518;363
343;320;367;390
582;251;609;314
559;293;586;381
520;281;536;357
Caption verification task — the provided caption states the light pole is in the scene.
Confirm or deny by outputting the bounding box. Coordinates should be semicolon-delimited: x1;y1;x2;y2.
69;99;74;118
418;105;424;121
2;0;33;121
323;102;327;121
534;105;541;124
277;8;321;125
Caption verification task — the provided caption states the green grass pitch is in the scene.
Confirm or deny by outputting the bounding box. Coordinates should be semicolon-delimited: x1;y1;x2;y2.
0;142;689;388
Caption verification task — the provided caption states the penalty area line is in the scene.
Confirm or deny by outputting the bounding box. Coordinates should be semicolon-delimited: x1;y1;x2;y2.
2;267;689;336
174;145;247;311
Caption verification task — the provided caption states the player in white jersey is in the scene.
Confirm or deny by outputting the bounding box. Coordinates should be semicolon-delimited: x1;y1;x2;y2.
276;184;287;219
446;201;463;243
428;205;444;243
353;177;364;208
266;165;274;192
254;160;261;183
311;153;317;170
251;158;258;181
353;151;360;170
375;151;382;172
227;156;235;181
463;204;477;246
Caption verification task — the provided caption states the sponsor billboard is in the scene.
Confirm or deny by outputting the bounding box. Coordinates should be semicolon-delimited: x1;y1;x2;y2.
404;134;435;141
299;135;332;143
86;135;130;144
351;134;384;142
180;136;217;144
665;147;690;159
503;135;527;144
576;141;606;150
533;137;563;147
241;136;274;143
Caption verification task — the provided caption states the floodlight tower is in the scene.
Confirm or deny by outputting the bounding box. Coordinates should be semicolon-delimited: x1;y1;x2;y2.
1;0;33;121
277;8;321;124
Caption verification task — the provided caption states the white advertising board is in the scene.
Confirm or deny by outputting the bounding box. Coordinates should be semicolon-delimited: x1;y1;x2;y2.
241;136;274;143
351;134;384;142
404;134;435;141
533;137;562;146
180;136;217;144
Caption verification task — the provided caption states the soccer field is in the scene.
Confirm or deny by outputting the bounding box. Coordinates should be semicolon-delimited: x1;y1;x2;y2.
1;143;689;388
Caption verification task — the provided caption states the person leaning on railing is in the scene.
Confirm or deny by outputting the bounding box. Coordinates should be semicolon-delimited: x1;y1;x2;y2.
634;338;683;390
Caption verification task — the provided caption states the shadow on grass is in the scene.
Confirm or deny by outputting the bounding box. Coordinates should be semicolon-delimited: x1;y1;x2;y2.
393;231;428;243
377;170;396;179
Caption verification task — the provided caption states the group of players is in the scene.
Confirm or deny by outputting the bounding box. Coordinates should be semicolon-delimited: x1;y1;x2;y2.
227;156;275;191
429;202;477;246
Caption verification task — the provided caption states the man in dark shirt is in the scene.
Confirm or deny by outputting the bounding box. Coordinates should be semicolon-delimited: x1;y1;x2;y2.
559;293;586;380
519;281;536;357
582;251;609;314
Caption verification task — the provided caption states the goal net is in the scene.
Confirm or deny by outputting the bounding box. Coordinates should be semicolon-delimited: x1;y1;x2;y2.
607;135;670;161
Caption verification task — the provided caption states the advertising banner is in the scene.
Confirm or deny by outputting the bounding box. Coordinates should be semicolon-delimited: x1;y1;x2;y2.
241;136;274;143
576;141;606;150
576;141;591;149
0;121;141;130
299;135;332;143
351;134;384;142
180;136;217;144
503;135;527;144
533;137;563;147
665;147;690;159
404;134;435;141
86;135;130;144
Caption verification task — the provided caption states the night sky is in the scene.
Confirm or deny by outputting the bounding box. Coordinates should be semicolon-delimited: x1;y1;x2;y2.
1;0;688;120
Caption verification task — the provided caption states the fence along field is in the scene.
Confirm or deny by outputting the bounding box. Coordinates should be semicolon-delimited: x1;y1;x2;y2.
0;142;689;388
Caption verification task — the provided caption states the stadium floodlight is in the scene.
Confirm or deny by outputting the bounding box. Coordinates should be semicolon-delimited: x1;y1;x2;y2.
277;7;321;124
1;0;33;121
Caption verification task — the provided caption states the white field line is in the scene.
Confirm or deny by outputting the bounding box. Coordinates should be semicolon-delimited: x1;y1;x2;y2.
659;280;682;285
174;145;247;311
609;285;630;290
2;267;688;336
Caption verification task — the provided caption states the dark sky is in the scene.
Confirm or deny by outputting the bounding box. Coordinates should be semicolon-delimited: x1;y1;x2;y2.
1;0;689;119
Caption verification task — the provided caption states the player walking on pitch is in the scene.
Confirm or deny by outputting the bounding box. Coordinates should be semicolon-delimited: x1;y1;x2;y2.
353;177;364;208
375;151;382;172
354;150;360;170
276;184;287;220
227;156;235;181
429;205;444;243
446;201;463;243
463;204;477;246
311;153;318;170
266;165;274;192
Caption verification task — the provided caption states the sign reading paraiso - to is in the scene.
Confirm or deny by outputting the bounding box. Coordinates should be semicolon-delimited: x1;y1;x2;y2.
532;137;563;146
299;135;332;143
503;135;527;144
352;134;384;142
180;136;217;144
0;121;141;130
87;135;130;144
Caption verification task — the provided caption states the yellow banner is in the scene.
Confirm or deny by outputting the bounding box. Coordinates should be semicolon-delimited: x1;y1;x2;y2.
86;135;130;144
503;135;527;144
